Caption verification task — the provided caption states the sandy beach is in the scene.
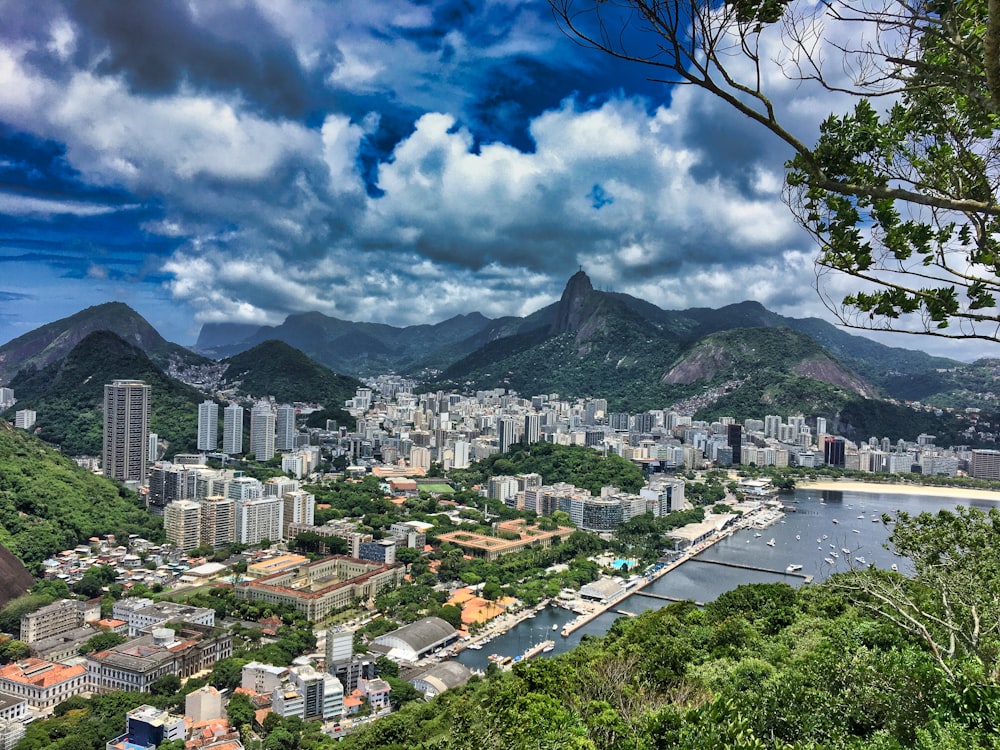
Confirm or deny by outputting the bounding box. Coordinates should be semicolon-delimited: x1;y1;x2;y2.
798;479;1000;502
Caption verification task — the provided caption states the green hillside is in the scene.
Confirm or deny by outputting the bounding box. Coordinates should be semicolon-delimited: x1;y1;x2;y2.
0;422;162;573
220;339;362;408
449;442;645;495
3;330;205;456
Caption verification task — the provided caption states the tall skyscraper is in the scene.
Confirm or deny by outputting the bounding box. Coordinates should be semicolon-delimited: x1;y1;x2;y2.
275;404;296;452
497;417;517;453
198;401;219;452
251;401;276;461
523;413;540;445
103;379;151;483
222;403;243;455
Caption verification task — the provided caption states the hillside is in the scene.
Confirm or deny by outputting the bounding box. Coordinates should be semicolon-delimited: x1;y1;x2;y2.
219;340;360;428
0;302;210;385
3;330;206;456
0;422;162;574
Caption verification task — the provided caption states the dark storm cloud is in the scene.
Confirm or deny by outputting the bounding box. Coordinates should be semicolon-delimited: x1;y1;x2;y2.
64;0;326;118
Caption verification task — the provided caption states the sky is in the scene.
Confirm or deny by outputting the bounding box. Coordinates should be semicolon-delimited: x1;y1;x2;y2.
0;0;987;361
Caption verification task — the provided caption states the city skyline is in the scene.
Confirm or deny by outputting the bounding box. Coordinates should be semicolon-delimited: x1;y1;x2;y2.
1;1;988;361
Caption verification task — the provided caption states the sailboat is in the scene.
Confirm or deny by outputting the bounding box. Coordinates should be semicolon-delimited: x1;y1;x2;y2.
766;538;776;547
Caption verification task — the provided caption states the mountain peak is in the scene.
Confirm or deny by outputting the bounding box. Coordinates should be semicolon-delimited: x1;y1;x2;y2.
551;270;596;335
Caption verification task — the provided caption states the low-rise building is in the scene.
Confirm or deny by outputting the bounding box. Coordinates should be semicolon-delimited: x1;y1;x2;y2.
87;624;232;694
20;598;99;644
235;556;404;621
368;617;458;663
408;661;473;698
436;519;574;562
0;659;88;714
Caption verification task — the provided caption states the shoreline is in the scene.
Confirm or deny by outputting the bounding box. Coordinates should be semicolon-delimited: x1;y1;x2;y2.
798;479;1000;502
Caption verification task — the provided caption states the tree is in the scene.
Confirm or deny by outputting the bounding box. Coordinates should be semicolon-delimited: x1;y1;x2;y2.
551;0;1000;344
840;506;1000;691
226;691;255;732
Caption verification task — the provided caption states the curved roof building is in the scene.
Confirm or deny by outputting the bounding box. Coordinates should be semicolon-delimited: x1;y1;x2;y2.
369;617;458;663
409;660;473;698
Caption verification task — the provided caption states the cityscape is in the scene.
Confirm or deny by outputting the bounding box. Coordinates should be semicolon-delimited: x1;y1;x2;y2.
0;364;996;748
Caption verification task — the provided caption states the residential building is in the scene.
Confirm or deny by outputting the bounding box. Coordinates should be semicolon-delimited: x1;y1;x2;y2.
102;379;151;483
13;410;35;430
288;664;343;721
185;685;224;723
281;490;315;539
197;401;219;452
970;449;1000;479
20;598;98;644
241;662;288;694
147;462;199;510
235;496;283;545
275;404;296;452
164;500;202;552
222;403;243;455
250;401;275;461
111;599;215;637
199;495;236;549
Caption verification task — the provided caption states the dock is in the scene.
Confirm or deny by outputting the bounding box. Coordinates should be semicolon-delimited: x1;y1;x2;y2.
504;639;555;669
688;558;813;583
631;591;704;606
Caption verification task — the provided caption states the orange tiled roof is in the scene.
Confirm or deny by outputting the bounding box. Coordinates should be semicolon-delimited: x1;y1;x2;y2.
0;659;85;687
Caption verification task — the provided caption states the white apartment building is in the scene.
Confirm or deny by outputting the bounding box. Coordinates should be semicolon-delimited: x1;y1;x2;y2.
251;401;276;461
222;403;243;455
235;496;284;545
13;410;35;430
282;490;315;539
198;401;219;452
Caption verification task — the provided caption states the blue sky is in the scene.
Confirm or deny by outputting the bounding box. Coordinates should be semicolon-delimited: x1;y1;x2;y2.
0;0;983;360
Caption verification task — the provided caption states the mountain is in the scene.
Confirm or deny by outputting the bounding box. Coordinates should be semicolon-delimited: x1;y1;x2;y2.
3;330;206;456
196;311;498;376
0;421;161;573
219;339;362;415
0;302;211;385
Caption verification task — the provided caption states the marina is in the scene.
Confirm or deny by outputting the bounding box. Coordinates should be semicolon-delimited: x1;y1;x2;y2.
452;485;995;672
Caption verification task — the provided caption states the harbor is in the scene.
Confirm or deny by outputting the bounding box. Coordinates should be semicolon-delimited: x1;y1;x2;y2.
453;485;990;672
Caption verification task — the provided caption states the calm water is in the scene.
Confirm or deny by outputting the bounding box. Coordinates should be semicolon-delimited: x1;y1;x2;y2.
454;486;993;671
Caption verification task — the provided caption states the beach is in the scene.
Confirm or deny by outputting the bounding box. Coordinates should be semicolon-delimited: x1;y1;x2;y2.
799;479;1000;502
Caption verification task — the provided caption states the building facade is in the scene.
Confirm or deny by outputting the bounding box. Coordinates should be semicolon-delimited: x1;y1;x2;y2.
102;379;151;483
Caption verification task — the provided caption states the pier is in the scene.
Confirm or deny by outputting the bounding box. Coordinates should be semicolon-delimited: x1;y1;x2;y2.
688;558;813;583
631;591;704;606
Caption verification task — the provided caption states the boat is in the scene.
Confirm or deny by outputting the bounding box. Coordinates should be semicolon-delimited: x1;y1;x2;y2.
822;534;828;540
467;643;483;650
754;532;762;538
795;534;800;540
857;514;865;519
824;557;835;565
541;642;554;653
832;519;840;524
831;551;838;558
891;563;899;572
855;556;867;565
841;548;850;555
852;529;861;534
552;624;558;631
766;538;776;547
786;564;803;572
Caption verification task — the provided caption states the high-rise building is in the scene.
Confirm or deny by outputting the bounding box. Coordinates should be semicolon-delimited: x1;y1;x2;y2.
199;496;236;549
251;402;275;461
13;410;35;430
824;437;846;468
235;497;283;545
222;403;243;455
164;500;202;552
103;380;151;483
275;405;296;452
523;413;540;445
198;401;219;452
148;433;159;462
497;417;517;453
282;490;315;539
727;424;742;466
